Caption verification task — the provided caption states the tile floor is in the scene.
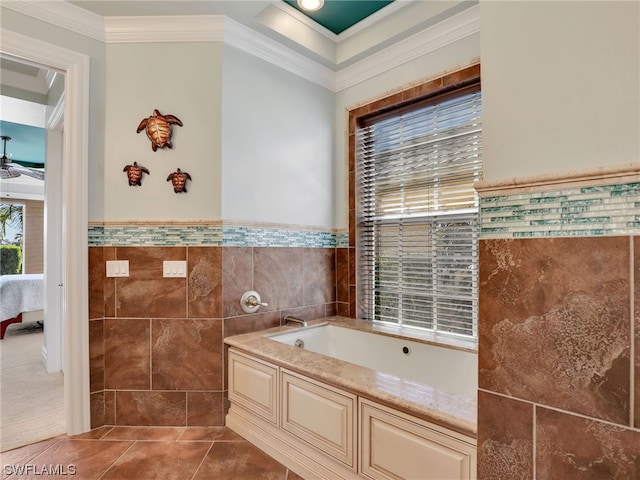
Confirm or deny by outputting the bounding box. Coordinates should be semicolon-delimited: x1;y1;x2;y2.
0;426;303;479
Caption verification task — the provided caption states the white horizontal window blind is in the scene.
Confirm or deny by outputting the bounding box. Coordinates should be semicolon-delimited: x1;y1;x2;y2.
356;85;481;337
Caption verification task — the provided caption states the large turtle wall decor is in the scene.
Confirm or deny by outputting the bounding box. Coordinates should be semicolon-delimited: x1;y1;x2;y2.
137;109;183;151
167;168;192;193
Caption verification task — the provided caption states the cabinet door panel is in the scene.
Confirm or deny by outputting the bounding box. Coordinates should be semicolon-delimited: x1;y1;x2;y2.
361;401;475;480
228;350;278;424
281;370;356;469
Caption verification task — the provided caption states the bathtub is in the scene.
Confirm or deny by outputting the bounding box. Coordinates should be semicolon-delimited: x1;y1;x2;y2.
269;323;477;398
225;316;478;480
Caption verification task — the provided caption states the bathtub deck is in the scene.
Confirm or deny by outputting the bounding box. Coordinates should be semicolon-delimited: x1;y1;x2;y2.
224;316;477;438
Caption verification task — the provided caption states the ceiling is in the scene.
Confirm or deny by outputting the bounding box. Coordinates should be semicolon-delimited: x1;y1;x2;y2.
2;1;476;77
0;121;46;168
67;0;398;32
0;58;50;171
282;0;394;35
0;58;41;79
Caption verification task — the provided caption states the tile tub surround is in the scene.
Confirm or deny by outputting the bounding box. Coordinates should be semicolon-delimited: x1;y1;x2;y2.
88;243;338;429
224;316;477;437
477;236;640;477
478;166;640;480
480;236;631;424
636;236;640;430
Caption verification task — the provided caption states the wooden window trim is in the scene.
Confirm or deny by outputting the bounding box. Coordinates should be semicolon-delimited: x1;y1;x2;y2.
341;64;481;318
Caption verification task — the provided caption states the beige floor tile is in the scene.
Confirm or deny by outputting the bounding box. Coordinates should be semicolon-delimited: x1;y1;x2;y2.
101;441;211;480
10;438;133;480
2;430;294;480
193;441;287;480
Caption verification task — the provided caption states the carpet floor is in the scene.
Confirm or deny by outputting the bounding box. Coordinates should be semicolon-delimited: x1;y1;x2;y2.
0;321;65;452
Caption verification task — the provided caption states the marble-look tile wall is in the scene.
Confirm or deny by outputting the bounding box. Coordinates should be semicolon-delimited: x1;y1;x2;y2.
88;245;336;428
478;236;640;479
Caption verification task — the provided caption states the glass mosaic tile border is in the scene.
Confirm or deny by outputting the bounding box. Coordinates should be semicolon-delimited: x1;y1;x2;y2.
88;224;349;248
89;182;638;245
480;182;640;238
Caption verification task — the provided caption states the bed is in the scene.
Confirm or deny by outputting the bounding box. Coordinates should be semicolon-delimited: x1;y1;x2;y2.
0;273;44;339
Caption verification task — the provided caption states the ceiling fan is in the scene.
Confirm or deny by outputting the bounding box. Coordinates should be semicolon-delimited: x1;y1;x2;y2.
0;135;44;181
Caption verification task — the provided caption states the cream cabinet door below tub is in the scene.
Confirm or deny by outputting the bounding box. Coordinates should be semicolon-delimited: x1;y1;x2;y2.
360;399;476;480
228;349;279;425
281;369;357;470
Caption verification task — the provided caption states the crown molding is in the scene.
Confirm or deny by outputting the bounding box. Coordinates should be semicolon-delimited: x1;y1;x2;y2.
336;4;480;91
104;15;224;43
44;69;58;89
104;14;336;90
222;16;336;91
1;0;105;42
3;1;479;93
1;68;49;94
47;91;65;131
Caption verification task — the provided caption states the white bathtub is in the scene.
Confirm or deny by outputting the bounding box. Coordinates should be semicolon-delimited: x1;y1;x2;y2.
226;318;478;479
269;323;477;398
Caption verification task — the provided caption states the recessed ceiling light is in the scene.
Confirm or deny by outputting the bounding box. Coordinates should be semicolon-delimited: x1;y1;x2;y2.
297;0;324;12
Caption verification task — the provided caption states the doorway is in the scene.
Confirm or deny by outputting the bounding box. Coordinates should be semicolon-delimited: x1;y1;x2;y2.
1;67;64;372
0;59;65;452
1;29;91;436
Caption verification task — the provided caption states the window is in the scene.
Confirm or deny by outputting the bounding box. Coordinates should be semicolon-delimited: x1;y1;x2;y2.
356;83;481;338
0;202;24;274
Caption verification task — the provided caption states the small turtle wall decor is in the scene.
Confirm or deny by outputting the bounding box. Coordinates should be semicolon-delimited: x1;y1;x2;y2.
167;168;192;193
137;109;183;151
123;161;150;186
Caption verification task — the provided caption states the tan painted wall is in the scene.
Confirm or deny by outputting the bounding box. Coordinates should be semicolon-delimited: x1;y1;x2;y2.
23;199;44;274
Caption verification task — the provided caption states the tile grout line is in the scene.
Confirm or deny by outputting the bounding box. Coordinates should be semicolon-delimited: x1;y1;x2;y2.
149;317;153;394
3;436;64;464
532;403;537;480
176;425;187;442
476;388;637;430
630;236;635;430
98;426;115;439
189;441;215;480
99;318;106;428
96;439;138;480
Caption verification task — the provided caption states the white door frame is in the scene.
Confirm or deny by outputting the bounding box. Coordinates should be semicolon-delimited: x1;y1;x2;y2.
1;30;91;435
44;104;64;374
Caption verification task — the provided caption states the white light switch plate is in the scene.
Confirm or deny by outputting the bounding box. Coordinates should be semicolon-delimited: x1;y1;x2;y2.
106;260;129;277
163;260;187;278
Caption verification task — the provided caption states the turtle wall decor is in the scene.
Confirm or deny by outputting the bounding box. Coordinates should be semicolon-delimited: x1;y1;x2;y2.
137;109;183;151
167;168;192;193
123;161;150;186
